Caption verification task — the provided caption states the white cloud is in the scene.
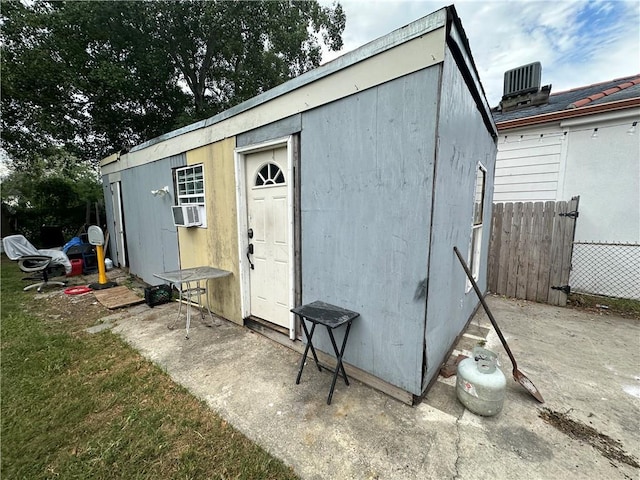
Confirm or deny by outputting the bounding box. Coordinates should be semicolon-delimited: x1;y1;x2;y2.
321;0;640;106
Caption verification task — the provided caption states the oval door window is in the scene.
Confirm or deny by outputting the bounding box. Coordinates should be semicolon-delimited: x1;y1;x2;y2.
255;163;285;187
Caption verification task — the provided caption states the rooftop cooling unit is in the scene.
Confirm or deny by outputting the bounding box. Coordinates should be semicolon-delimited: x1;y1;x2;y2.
503;62;542;98
172;204;201;227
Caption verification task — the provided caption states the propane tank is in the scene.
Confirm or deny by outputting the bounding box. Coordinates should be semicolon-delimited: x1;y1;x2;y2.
456;346;506;416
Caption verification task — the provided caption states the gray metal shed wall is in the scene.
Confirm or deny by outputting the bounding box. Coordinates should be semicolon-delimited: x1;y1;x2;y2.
236;114;302;147
115;154;186;285
423;48;497;388
300;66;441;394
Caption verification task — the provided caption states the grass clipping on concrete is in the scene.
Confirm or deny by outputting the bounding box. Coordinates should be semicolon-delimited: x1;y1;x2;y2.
1;256;298;480
539;408;640;469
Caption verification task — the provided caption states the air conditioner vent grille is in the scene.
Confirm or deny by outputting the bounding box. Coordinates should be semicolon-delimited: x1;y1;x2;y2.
503;62;542;98
172;205;202;227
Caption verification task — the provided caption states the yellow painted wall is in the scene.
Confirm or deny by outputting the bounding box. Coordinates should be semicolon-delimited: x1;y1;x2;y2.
178;137;242;324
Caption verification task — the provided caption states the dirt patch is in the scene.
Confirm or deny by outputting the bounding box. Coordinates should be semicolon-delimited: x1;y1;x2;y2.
567;294;640;320
34;291;111;331
28;269;149;333
539;408;639;470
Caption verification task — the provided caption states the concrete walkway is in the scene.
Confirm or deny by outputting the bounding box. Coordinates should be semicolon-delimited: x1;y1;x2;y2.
108;296;640;479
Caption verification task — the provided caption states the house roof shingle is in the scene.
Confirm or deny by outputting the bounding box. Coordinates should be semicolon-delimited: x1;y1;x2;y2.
492;74;640;124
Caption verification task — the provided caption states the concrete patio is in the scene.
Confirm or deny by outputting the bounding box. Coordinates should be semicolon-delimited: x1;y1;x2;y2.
99;294;639;479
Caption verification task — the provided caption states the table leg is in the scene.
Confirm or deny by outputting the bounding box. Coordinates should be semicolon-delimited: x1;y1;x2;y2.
196;280;202;320
336;322;352;385
326;321;353;405
296;321;322;384
304;322;322;372
195;280;207;324
185;280;192;339
197;279;216;327
168;283;182;330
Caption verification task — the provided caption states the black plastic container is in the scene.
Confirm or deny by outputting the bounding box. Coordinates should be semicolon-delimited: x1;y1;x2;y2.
144;284;173;307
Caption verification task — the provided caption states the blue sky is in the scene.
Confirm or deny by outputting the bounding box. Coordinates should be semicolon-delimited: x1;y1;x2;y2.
320;0;640;106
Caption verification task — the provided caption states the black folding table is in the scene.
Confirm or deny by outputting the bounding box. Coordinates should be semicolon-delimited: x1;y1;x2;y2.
292;301;360;405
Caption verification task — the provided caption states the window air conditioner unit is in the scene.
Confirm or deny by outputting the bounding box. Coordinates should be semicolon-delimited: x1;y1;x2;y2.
172;205;202;227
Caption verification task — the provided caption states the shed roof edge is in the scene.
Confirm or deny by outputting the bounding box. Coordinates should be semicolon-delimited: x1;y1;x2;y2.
123;8;448;157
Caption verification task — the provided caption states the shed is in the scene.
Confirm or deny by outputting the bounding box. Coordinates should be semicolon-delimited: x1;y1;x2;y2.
100;5;497;403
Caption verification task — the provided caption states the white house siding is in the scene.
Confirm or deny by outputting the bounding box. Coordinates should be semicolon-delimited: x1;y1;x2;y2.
494;125;563;203
494;109;640;299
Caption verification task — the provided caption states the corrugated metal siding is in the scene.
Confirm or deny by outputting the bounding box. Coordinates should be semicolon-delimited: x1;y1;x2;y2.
424;48;497;390
119;154;186;284
300;67;441;395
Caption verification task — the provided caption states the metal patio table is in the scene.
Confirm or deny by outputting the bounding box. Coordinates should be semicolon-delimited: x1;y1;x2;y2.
154;266;231;338
292;301;360;405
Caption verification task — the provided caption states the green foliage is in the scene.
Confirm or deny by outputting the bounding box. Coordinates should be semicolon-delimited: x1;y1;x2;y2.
1;0;191;164
1;150;104;242
146;0;345;119
1;0;345;163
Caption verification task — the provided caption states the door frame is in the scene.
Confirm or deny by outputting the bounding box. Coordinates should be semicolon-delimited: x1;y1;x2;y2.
110;179;127;267
234;136;296;339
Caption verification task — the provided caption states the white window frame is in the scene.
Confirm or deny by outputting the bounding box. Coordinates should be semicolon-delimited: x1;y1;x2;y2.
175;164;207;228
467;163;487;292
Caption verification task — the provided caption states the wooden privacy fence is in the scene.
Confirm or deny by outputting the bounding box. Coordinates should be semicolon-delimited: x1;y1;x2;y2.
487;196;579;306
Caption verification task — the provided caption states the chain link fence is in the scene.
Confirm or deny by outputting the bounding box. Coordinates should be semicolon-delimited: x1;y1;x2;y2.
570;242;640;300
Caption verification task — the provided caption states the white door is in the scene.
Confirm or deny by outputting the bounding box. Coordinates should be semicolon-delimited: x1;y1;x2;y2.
245;147;290;328
110;181;126;267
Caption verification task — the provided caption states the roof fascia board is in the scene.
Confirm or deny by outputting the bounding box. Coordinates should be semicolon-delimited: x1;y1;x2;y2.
559;107;640;128
445;5;497;138
102;27;447;174
496;98;640;131
124;8;447;156
100;151;120;166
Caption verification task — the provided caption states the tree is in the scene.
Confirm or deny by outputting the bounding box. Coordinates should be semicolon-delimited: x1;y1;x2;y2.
147;0;345;118
1;149;105;242
1;1;191;166
1;0;345;165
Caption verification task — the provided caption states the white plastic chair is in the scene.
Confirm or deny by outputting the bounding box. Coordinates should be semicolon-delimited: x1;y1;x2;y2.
2;235;71;292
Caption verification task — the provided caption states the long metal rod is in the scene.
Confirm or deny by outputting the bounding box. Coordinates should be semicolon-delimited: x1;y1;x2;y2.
453;246;518;368
454;246;544;403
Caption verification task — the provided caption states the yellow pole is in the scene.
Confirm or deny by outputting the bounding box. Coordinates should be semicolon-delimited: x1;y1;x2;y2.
96;244;108;284
87;225;116;291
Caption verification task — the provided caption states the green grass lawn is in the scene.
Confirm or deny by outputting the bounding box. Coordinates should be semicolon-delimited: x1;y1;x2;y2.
1;256;298;479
